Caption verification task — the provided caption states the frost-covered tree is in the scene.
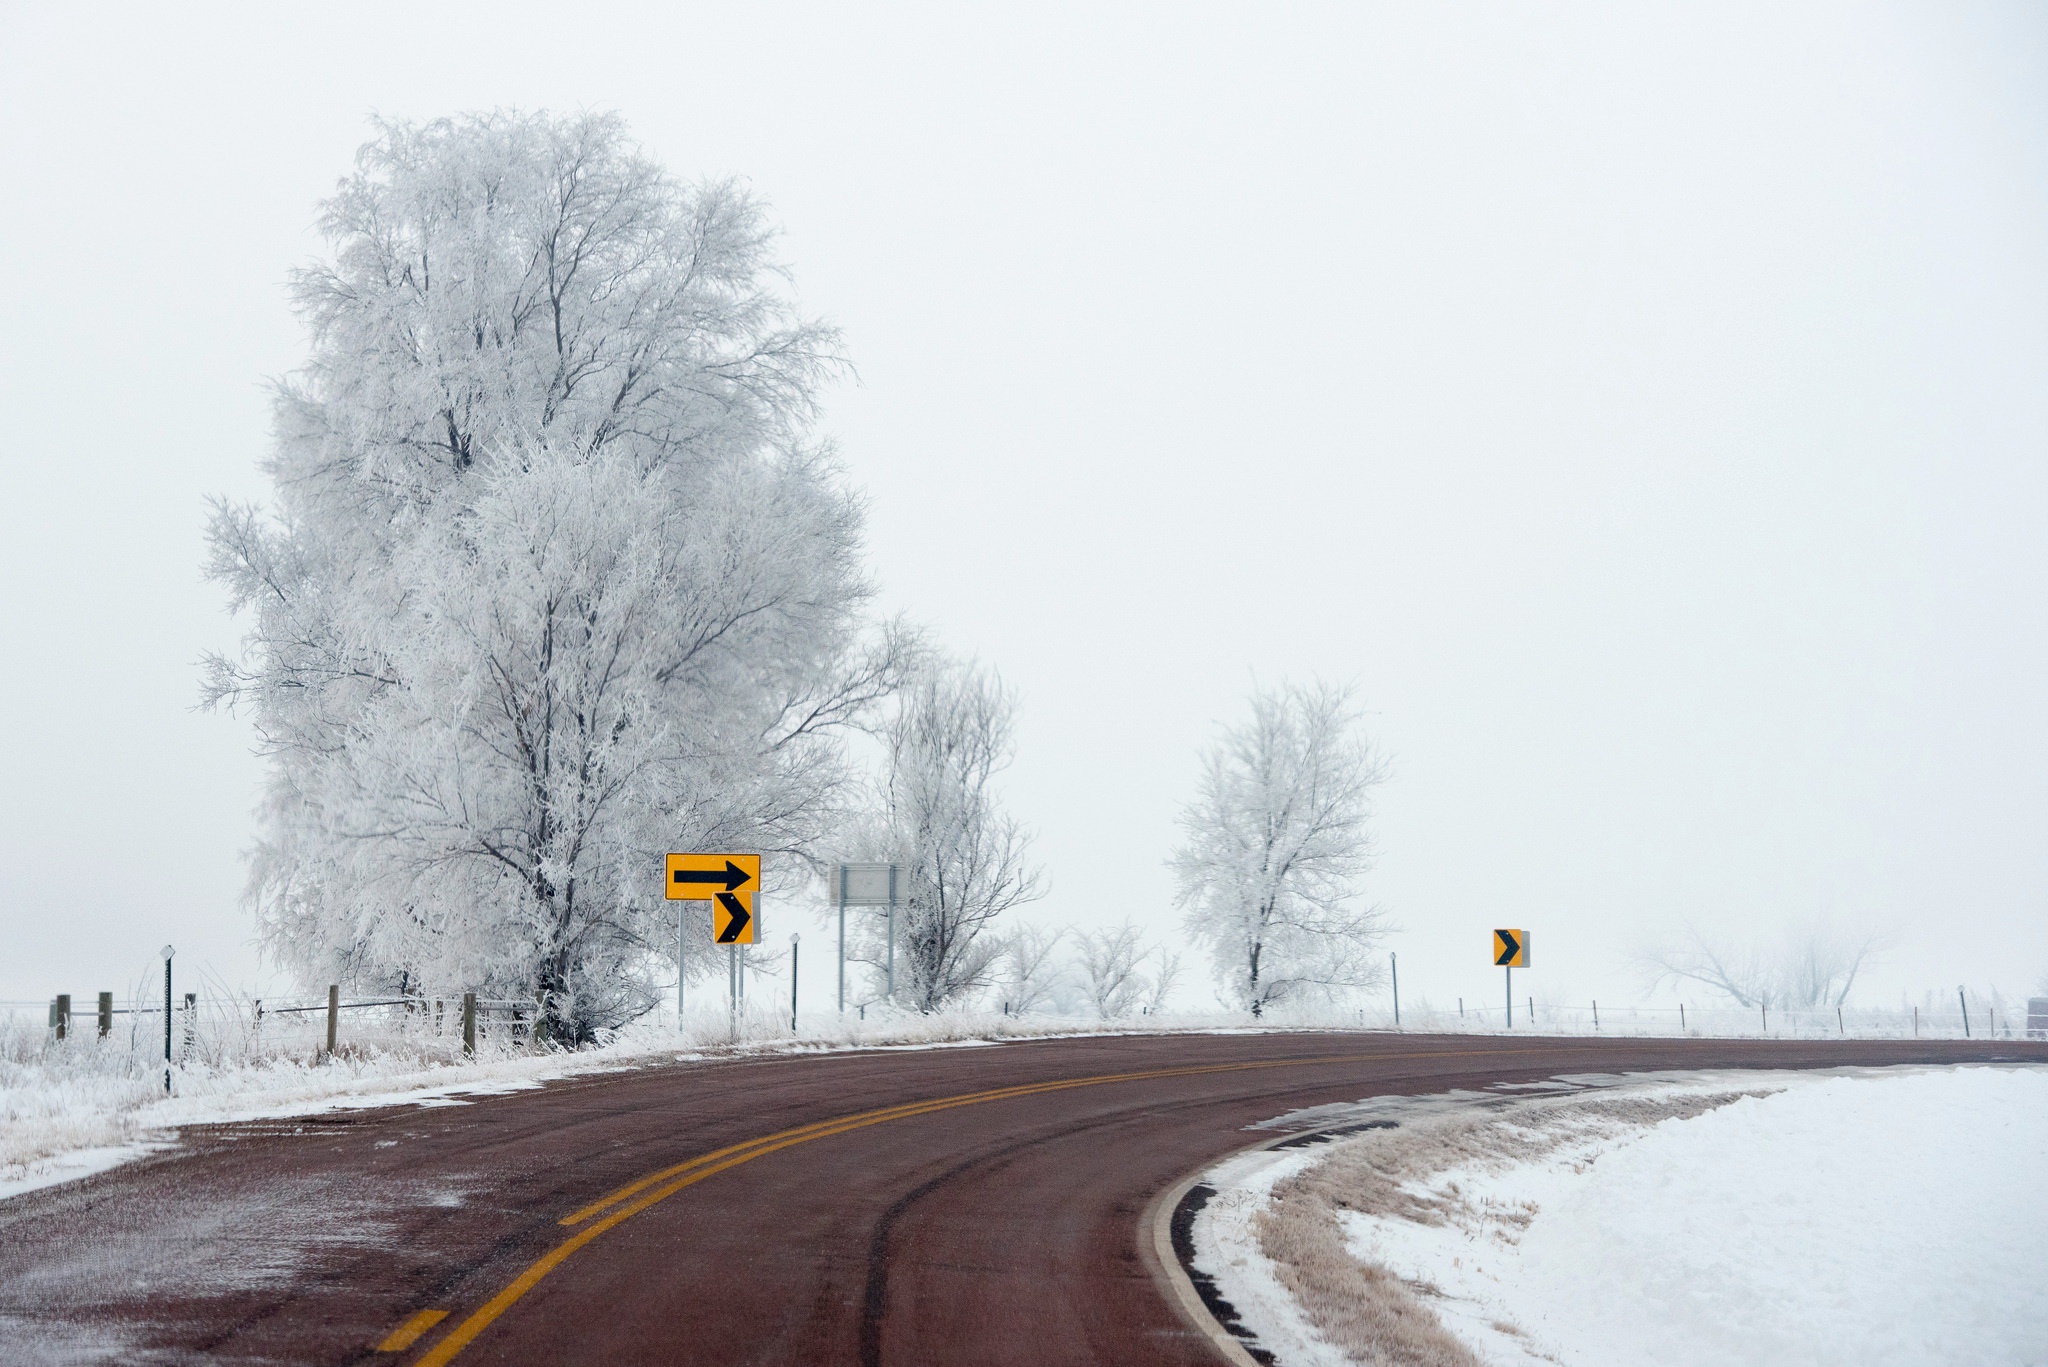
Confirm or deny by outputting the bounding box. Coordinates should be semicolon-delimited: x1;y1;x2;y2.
1073;922;1149;1019
1171;680;1388;1017
1644;921;1880;1011
848;658;1043;1011
992;925;1067;1013
1070;921;1183;1018
203;112;906;1038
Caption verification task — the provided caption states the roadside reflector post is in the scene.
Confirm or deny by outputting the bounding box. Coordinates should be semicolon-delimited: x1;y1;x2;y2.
1593;1000;1599;1031
1958;986;1970;1038
184;993;197;1058
98;991;112;1039
1528;995;1534;1027
325;984;339;1058
160;946;174;1094
790;933;800;1034
1390;952;1400;1028
462;992;477;1056
1680;1002;1686;1032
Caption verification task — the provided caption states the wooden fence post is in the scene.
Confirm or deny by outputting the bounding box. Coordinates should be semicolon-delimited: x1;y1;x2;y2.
54;994;70;1041
325;984;339;1057
98;991;113;1039
462;992;477;1057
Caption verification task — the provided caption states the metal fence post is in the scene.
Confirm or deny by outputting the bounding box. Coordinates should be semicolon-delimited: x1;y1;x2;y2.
462;992;477;1057
325;984;339;1057
98;991;113;1039
1958;986;1970;1038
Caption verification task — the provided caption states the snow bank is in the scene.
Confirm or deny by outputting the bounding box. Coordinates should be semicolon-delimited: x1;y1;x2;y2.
1434;1067;2048;1367
1208;1065;2048;1367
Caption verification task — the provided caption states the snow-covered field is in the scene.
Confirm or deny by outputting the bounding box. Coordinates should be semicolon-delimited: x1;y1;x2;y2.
1195;1065;2048;1367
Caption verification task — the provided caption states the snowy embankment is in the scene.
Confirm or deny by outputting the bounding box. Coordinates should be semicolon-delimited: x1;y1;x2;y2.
0;1006;1271;1202
1194;1065;2048;1367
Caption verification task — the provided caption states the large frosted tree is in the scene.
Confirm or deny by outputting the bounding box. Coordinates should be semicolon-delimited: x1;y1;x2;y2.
204;112;903;1036
1171;680;1388;1016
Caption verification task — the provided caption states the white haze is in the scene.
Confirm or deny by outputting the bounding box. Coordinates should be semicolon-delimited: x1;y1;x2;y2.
0;2;2043;1015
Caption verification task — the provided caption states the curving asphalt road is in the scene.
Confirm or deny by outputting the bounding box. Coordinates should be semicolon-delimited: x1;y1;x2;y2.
1;1030;2038;1366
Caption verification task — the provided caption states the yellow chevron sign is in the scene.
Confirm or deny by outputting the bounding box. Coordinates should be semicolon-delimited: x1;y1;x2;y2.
1493;928;1529;968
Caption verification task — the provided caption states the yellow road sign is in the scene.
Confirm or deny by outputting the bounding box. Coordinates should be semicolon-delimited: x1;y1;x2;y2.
711;891;756;945
1493;928;1529;968
665;853;759;901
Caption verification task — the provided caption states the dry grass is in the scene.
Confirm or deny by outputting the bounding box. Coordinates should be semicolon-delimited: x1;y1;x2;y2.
1255;1088;1767;1365
1256;1187;1485;1367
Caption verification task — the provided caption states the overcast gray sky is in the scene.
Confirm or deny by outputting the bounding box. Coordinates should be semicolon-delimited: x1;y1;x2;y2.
1;1;2043;1013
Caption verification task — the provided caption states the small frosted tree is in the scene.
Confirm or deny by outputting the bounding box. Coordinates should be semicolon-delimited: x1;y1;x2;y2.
1644;921;1881;1011
992;925;1068;1013
849;658;1043;1011
1073;922;1149;1019
1070;922;1182;1018
1171;680;1388;1017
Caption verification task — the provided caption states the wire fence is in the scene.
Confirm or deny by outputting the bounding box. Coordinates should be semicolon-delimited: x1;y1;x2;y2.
0;989;555;1071
4;990;2042;1068
1366;1000;2042;1041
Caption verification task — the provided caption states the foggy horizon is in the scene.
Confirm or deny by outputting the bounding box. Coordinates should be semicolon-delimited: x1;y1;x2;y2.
2;2;2045;1017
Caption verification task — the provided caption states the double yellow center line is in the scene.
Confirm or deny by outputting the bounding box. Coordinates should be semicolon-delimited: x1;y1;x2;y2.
407;1046;1508;1365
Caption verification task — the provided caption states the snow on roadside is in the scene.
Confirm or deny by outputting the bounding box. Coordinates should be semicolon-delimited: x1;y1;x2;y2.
1394;1066;2048;1367
1203;1065;2048;1367
1188;1144;1351;1367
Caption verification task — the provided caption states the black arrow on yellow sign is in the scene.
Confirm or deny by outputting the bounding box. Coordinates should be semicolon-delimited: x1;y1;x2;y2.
1494;929;1524;967
672;860;754;893
714;892;753;944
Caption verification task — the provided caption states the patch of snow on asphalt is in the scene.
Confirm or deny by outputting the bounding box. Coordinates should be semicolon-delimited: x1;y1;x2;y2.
1332;1065;2048;1367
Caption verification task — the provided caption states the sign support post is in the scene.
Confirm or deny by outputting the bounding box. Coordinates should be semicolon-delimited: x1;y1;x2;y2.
829;863;905;1015
1492;930;1528;1031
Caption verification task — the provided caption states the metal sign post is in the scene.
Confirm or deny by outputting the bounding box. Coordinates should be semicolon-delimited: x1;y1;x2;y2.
830;863;903;1012
1492;929;1529;1030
